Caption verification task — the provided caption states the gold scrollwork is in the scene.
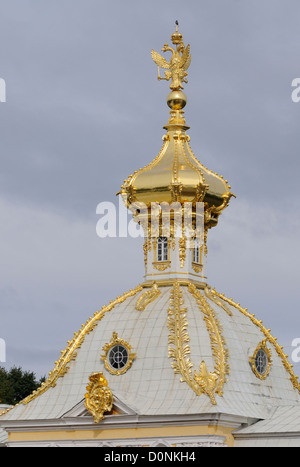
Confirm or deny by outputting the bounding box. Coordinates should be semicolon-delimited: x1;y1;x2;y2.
152;261;171;271
136;283;161;311
84;372;113;423
101;332;136;376
192;262;202;274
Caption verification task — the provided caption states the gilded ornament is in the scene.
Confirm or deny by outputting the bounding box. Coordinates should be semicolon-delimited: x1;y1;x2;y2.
192;263;202;273
167;281;229;405
204;287;232;317
152;261;171;271
84;372;113;423
151;22;191;91
136;283;161;311
194;362;219;405
143;238;148;268
169;181;183;202
188;283;230;398
178;235;186;268
168;282;195;386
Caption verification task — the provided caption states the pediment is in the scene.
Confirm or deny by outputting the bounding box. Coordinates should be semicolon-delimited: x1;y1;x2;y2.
61;395;137;419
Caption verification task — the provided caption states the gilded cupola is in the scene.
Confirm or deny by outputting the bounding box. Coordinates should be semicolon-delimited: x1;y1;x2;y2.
118;24;236;286
120;24;235;232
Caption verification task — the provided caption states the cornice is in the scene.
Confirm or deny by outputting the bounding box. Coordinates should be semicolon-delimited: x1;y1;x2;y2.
0;412;256;433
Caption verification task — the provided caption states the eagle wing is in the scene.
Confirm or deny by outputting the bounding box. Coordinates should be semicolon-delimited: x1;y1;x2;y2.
180;44;191;71
151;49;170;69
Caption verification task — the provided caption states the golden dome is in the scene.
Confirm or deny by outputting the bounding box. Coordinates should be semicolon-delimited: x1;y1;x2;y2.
121;114;232;205
120;105;234;230
120;26;235;230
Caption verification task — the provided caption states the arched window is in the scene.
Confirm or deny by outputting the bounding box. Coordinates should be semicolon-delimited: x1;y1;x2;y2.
157;237;168;262
193;237;201;264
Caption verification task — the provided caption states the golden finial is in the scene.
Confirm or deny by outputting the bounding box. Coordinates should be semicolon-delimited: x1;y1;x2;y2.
151;22;191;93
171;20;183;44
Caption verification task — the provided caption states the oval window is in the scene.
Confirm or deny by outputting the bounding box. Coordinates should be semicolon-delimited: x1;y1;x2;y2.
101;332;136;376
249;340;272;380
107;345;129;370
255;349;268;376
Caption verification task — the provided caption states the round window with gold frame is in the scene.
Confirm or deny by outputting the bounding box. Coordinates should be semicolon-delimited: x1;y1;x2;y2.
101;332;136;376
249;340;272;380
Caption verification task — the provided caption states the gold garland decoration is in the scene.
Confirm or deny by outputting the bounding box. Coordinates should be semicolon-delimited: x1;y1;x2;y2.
178;235;187;268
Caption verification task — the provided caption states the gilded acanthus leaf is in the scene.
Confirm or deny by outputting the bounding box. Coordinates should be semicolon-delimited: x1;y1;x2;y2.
168;281;229;405
167;281;230;405
188;283;230;397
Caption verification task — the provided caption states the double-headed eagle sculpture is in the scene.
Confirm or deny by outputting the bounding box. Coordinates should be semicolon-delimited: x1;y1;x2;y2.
151;22;191;91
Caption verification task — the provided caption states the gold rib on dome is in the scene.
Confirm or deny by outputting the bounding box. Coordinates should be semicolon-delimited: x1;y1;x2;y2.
120;23;235;228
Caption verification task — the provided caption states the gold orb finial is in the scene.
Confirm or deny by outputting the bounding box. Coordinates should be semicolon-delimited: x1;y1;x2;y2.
167;90;187;110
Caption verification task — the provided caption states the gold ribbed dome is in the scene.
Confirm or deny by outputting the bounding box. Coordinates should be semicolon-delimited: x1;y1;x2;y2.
120;26;235;230
121;115;233;209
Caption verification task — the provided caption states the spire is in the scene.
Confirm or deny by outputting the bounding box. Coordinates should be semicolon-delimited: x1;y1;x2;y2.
151;22;191;125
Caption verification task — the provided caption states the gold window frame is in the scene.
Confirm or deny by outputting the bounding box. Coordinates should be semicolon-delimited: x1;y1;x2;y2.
101;332;136;376
249;339;272;380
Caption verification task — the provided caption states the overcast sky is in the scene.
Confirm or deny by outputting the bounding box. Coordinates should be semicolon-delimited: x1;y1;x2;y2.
0;0;300;378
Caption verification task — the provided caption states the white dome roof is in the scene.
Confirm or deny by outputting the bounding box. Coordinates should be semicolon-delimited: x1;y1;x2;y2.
1;281;299;422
